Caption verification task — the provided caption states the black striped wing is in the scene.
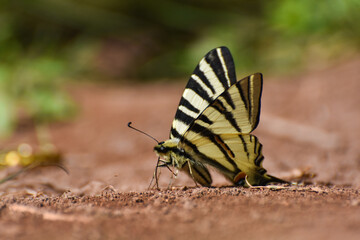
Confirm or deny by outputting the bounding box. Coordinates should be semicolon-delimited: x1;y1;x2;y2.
170;47;237;141
178;74;270;185
181;134;266;185
183;73;262;136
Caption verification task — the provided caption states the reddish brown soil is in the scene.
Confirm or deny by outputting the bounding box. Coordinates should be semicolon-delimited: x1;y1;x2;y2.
0;58;360;239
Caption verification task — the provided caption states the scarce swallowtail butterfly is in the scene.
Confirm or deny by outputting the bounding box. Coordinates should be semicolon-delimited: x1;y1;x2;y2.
151;47;286;187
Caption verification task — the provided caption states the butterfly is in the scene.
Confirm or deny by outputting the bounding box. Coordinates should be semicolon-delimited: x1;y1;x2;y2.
152;46;286;187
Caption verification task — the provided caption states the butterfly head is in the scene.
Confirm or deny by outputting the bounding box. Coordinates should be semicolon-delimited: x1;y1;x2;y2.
154;139;178;164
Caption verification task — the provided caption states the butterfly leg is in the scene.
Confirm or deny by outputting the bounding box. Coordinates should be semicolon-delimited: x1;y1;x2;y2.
186;160;200;187
148;157;162;190
152;159;180;189
166;165;178;189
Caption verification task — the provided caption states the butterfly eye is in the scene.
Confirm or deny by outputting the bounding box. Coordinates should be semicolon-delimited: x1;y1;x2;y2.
155;145;167;153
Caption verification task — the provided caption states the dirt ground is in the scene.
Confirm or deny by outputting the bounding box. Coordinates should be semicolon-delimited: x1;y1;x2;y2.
0;58;360;240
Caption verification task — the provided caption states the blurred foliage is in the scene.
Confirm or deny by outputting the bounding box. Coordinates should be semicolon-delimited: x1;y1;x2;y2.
0;58;76;138
0;0;359;137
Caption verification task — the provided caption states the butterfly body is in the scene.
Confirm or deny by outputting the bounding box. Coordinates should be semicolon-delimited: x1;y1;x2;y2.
154;139;212;186
154;47;286;187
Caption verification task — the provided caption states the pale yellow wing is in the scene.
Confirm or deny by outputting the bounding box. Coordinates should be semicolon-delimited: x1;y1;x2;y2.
179;74;284;186
170;47;237;141
184;73;262;138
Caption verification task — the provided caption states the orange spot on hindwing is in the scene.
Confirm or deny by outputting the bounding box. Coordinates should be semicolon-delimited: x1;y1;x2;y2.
234;172;246;183
214;135;235;158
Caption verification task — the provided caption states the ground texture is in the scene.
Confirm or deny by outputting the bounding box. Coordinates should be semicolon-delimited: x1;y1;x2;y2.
0;58;359;240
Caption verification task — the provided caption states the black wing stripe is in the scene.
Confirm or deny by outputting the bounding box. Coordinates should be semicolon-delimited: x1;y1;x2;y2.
251;74;262;129
258;168;267;175
205;51;229;90
179;97;200;114
186;79;213;104
170;128;182;139
238;135;249;159
198;114;213;125
212;99;242;133
236;78;249;114
247;76;253;123
215;135;235;159
220;48;237;85
174;109;195;125
222;91;235;110
254;155;264;167
182;138;239;176
251;135;257;153
191;163;211;185
190;123;238;169
192;68;216;95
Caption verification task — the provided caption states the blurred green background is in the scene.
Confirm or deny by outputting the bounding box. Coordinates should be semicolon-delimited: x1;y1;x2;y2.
0;0;359;137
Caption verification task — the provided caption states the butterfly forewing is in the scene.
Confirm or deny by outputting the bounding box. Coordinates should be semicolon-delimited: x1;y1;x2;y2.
170;47;237;141
183;73;262;138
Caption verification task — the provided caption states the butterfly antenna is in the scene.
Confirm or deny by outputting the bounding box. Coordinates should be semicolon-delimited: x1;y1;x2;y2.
127;122;159;144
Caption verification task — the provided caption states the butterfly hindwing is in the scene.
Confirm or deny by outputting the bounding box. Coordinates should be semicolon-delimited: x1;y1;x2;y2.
170;47;237;141
180;133;266;184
